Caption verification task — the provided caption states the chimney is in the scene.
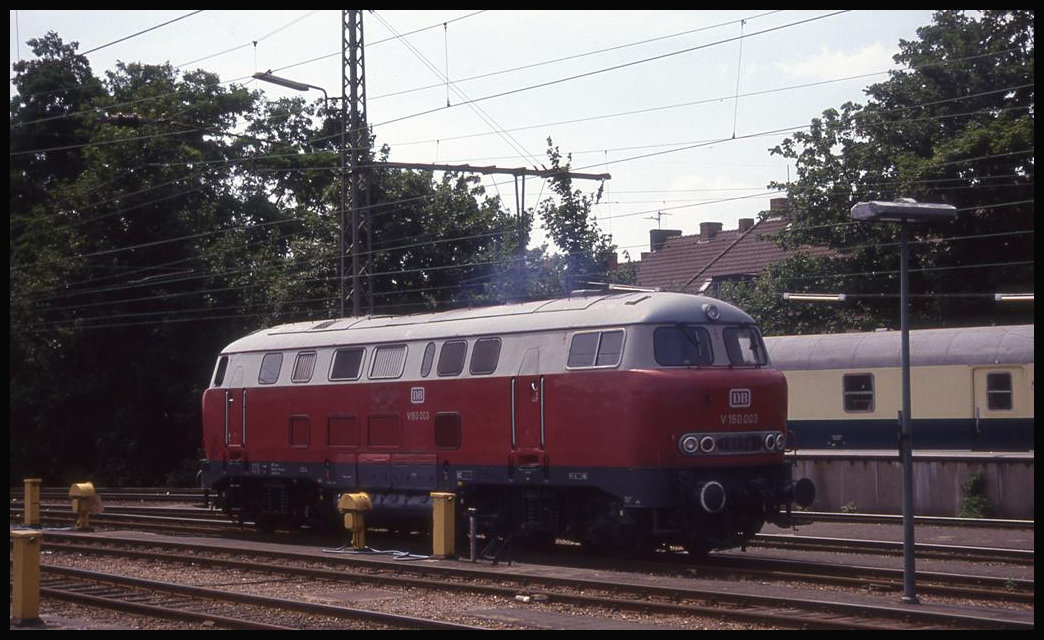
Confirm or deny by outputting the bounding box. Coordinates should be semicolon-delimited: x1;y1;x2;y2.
738;218;755;233
769;197;789;213
649;229;682;252
699;222;723;240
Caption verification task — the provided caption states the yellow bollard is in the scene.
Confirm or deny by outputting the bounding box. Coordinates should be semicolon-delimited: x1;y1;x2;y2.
337;492;372;549
11;529;42;625
69;482;98;531
431;492;457;559
23;478;42;527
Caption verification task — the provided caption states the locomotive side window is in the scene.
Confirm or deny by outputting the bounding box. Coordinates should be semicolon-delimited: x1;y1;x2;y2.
470;337;502;375
292;352;316;383
258;352;283;384
723;327;768;366
986;372;1013;410
567;329;624;368
654;325;713;366
211;356;229;387
330;347;365;380
843;374;875;412
371;344;407;379
328;415;359;446
437;340;468;376
420;342;436;377
434;412;462;449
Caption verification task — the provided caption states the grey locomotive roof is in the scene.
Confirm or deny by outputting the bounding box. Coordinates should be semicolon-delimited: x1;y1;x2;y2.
764;324;1034;370
221;291;755;354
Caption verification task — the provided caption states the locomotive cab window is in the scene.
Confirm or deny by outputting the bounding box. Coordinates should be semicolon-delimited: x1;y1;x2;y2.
567;329;624;368
292;352;316;383
330;347;365;380
437;340;468;377
420;342;436;377
211;356;229;387
986;372;1013;410
470;337;502;375
723;327;767;366
654;325;713;366
258;352;283;384
843;373;875;412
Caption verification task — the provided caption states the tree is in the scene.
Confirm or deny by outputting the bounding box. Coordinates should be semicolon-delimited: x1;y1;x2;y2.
743;10;1033;333
536;140;618;294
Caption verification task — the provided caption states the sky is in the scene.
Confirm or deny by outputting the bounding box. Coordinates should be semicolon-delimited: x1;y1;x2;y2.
10;9;939;262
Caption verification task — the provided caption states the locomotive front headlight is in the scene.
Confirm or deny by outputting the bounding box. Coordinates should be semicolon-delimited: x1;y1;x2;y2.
764;433;777;450
775;433;786;451
679;434;700;455
699;436;716;453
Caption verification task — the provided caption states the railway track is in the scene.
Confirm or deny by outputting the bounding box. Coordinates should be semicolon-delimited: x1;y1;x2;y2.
13;502;1034;568
31;564;483;630
26;532;1034;630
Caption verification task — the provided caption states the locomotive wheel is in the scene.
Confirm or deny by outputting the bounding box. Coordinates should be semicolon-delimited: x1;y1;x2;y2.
683;540;712;559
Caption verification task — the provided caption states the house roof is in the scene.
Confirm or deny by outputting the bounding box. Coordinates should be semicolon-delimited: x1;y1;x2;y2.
636;216;832;292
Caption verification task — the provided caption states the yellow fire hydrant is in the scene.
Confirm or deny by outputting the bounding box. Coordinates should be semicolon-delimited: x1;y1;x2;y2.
337;492;373;549
69;482;101;531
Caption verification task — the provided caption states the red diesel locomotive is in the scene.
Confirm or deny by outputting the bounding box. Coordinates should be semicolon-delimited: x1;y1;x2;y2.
199;290;814;554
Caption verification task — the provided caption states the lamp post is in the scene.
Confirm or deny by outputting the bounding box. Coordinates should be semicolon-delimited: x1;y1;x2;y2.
850;198;956;604
254;72;347;317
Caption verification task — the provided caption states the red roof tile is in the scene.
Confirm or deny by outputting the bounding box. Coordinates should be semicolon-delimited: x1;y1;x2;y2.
636;216;832;292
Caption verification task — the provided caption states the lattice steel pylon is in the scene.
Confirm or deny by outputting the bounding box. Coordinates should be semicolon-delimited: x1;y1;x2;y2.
343;9;371;317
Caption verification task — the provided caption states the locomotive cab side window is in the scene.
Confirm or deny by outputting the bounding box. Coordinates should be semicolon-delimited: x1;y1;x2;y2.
420;342;436;377
654;325;713;366
843;373;875;412
211;356;229;387
330;347;365;380
470;337;502;375
567;329;625;368
723;327;768;366
258;352;283;384
437;340;468;376
986;372;1013;410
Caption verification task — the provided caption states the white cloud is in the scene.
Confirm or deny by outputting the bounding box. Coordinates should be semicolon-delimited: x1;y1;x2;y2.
777;43;899;80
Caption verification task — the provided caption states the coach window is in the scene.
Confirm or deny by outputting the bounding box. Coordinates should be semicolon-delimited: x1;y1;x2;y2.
654;325;713;366
723;327;768;366
211;356;229;387
437;340;468;377
371;344;407;379
986;372;1013;410
470;338;502;375
292;351;316;383
258;352;283;384
567;329;625;368
843;374;875;412
420;342;436;377
330;347;365;380
434;412;462;449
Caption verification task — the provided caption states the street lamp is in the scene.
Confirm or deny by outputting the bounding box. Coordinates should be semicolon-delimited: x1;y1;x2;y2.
254;71;347;317
850;198;957;604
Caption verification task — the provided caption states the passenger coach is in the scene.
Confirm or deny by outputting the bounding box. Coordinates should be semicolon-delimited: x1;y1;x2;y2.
764;325;1034;450
200;291;814;554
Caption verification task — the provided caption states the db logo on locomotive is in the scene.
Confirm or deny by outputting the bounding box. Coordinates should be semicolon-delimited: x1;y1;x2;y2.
729;388;751;408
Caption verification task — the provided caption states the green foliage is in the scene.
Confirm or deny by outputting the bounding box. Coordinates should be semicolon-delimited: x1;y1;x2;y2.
736;10;1034;334
958;469;992;519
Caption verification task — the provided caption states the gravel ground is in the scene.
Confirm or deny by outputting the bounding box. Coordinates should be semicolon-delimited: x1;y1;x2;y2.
16;550;776;630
